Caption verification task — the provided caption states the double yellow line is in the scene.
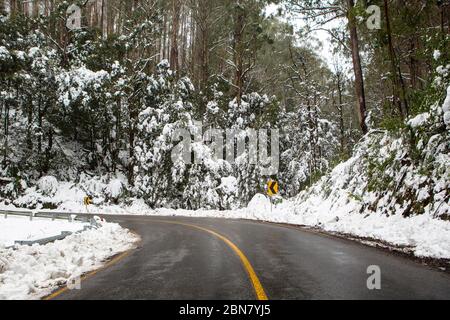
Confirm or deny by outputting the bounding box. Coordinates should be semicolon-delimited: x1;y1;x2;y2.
45;220;268;301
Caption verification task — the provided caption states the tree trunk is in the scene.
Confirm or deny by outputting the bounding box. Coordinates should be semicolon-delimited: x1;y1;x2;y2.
162;10;167;60
170;0;180;72
10;0;17;16
26;96;33;151
383;0;409;119
43;127;53;174
100;0;105;37
409;39;419;89
194;0;210;112
3;98;9;164
37;98;42;154
233;4;245;106
347;0;368;134
336;73;346;155
127;100;139;186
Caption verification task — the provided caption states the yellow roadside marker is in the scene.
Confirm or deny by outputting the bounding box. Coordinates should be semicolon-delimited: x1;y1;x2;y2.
83;196;93;206
267;180;278;197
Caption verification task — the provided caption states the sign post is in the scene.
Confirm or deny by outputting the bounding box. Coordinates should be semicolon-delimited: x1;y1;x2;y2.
266;179;279;214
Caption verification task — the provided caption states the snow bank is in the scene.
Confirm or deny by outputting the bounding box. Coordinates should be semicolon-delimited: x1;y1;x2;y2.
0;216;89;247
0;220;138;300
8;173;128;210
272;197;450;260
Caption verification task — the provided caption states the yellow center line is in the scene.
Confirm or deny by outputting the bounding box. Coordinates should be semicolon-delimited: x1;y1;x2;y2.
154;220;268;301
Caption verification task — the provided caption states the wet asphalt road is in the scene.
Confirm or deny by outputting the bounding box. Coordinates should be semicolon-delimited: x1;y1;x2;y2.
55;215;450;300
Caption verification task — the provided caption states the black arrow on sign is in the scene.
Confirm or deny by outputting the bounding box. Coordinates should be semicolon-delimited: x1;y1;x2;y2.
269;181;277;194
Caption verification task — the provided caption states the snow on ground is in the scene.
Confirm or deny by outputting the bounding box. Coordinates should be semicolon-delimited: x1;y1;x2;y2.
0;218;138;300
3;172;129;211
0;215;89;247
273;197;450;260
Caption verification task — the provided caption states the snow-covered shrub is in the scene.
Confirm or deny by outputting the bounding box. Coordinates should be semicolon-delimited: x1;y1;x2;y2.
442;86;450;128
134;60;195;207
280;103;339;197
0;46;13;70
57;66;109;109
217;176;238;209
219;176;238;194
227;93;281;205
10;174;129;210
106;179;124;202
37;176;58;196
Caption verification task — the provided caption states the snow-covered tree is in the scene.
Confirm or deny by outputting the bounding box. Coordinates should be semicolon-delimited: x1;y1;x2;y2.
133;60;195;207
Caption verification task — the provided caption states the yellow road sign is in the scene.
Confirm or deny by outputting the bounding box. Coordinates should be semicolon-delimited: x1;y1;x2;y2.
83;196;93;206
267;180;278;197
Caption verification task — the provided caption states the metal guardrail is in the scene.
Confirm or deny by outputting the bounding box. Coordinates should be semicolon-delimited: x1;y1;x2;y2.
0;209;93;223
15;231;74;246
0;209;101;248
